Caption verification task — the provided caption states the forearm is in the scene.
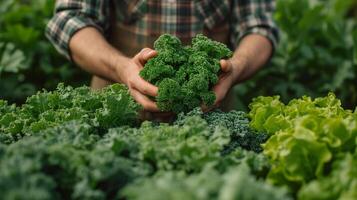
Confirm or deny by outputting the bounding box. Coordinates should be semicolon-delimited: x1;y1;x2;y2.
69;27;130;83
232;34;273;83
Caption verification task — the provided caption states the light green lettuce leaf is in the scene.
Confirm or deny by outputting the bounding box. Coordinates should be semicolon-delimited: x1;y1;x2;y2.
298;153;357;200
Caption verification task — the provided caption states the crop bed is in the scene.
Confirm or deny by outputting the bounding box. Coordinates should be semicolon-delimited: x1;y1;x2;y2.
0;83;356;200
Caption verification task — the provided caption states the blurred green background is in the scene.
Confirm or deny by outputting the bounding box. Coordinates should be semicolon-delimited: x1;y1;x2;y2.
0;0;89;102
235;0;357;110
0;0;356;110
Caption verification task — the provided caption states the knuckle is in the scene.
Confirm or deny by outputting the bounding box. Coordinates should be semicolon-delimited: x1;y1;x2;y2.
134;52;141;59
141;87;149;94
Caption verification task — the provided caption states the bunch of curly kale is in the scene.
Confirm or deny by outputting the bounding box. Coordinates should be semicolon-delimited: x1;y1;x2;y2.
140;34;233;113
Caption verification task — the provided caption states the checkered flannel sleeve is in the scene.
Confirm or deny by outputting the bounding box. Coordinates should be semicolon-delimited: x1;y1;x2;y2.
45;0;110;60
231;0;279;50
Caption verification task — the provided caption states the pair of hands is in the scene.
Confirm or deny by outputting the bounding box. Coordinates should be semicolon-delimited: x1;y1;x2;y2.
118;48;246;112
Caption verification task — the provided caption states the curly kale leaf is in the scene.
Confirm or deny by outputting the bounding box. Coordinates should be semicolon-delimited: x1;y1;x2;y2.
175;108;269;154
122;163;290;200
156;78;184;113
203;109;269;154
139;59;175;85
140;34;233;113
153;34;188;66
0;123;147;200
108;115;230;173
0;83;140;143
191;34;233;59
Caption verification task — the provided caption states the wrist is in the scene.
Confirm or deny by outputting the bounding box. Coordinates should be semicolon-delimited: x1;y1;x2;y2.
110;53;131;84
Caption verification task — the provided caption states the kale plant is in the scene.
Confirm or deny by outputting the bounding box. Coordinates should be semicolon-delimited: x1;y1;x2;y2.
0;83;140;144
140;34;233;113
175;108;269;154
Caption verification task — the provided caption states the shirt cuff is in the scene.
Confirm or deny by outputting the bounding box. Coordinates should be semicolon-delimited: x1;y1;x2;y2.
45;13;104;61
232;14;279;51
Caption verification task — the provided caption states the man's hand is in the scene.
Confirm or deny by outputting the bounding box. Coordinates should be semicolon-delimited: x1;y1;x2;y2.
116;48;160;112
210;34;274;109
69;28;161;112
211;57;247;108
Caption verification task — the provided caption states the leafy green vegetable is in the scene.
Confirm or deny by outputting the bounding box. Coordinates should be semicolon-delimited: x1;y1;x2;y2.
2;82;355;200
176;108;268;153
108;115;230;172
140;34;232;113
0;83;140;143
122;163;290;200
298;153;357;200
0;83;275;199
0;42;27;75
0;121;149;200
248;93;357;197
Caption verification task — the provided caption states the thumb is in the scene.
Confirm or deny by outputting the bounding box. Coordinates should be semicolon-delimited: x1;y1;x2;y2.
139;48;157;65
220;59;232;73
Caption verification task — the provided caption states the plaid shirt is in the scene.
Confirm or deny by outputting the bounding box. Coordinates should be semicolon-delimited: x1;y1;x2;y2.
46;0;278;60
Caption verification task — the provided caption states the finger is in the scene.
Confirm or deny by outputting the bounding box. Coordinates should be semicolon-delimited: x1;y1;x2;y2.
212;78;231;105
213;86;227;105
138;48;157;65
131;89;160;112
135;48;149;60
213;88;226;107
220;59;232;73
130;77;159;97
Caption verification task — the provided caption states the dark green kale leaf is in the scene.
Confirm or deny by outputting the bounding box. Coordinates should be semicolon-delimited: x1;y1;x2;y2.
175;108;269;153
203;109;269;154
140;34;233;113
0;120;148;200
108;115;230;173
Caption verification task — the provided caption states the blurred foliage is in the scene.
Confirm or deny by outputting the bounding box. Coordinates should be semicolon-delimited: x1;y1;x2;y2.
0;0;356;109
0;0;89;103
235;0;357;110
